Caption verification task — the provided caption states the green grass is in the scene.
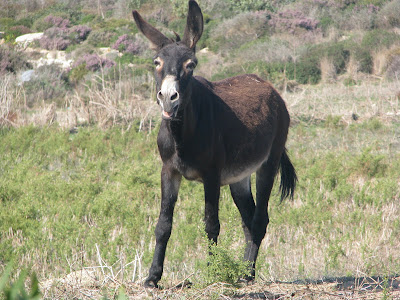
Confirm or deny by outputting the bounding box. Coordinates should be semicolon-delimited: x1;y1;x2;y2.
1;117;399;295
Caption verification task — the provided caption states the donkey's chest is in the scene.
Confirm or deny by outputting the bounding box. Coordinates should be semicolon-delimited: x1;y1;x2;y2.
173;154;203;182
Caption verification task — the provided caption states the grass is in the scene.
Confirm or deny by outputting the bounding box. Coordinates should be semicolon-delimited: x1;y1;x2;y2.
1;78;400;298
1;123;400;293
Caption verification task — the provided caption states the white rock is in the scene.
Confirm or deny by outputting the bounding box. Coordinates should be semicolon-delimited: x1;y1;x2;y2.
15;32;43;47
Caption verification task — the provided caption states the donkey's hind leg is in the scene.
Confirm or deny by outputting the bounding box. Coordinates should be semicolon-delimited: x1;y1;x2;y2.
229;177;256;277
247;147;285;279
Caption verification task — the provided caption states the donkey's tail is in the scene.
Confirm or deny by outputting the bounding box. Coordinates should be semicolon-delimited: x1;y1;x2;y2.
279;149;297;201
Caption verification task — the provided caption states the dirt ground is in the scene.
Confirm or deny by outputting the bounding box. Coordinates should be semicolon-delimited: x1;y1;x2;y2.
41;270;400;299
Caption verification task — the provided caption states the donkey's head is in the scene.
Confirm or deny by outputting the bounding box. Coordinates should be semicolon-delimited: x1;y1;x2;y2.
132;0;203;120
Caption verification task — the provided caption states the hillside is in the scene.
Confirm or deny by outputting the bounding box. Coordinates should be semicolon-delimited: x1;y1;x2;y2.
1;0;400;299
1;0;400;128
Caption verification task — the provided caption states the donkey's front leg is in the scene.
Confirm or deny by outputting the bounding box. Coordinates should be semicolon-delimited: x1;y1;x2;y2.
145;164;182;288
203;174;221;244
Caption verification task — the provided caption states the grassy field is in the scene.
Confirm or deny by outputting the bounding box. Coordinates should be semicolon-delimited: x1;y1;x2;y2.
1;78;400;299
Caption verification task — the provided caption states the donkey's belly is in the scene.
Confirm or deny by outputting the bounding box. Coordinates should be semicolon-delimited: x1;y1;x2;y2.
178;161;263;185
220;160;264;185
173;147;270;185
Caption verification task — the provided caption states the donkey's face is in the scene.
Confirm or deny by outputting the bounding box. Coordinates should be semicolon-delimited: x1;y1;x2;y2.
133;0;203;120
153;43;197;119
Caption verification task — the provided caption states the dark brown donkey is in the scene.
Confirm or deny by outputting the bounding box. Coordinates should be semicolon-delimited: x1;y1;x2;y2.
132;0;297;288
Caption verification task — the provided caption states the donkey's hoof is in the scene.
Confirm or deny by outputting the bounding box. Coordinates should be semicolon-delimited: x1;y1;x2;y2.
237;276;255;286
144;280;159;289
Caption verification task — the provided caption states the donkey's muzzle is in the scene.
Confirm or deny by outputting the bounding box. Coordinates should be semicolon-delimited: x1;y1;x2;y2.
157;76;180;119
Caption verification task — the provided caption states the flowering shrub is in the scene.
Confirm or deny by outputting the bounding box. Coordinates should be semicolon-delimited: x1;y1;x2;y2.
44;15;70;29
112;34;141;55
72;53;115;72
40;27;71;50
70;25;92;42
0;45;30;75
8;25;32;36
269;10;320;33
38;17;92;51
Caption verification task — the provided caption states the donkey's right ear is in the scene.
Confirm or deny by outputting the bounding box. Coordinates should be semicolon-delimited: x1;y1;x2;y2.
132;10;172;51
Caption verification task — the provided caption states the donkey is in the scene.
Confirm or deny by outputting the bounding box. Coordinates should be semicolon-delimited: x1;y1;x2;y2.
132;0;297;288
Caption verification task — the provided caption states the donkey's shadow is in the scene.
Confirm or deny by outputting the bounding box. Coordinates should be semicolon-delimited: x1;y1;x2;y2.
231;275;400;299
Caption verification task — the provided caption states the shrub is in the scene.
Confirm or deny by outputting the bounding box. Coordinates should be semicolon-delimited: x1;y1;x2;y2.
68;63;89;83
39;27;72;50
228;0;273;12
377;0;400;28
43;15;70;29
39;21;92;51
33;14;70;32
352;147;387;178
87;29;116;47
0;45;30;75
72;54;115;72
209;11;269;52
294;57;322;84
236;37;295;63
386;49;400;80
22;64;69;107
269;10;320;34
112;34;142;55
361;29;400;51
9;25;32;35
70;25;92;43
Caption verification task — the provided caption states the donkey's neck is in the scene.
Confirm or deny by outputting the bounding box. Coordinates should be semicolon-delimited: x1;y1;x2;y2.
168;79;196;154
168;77;215;157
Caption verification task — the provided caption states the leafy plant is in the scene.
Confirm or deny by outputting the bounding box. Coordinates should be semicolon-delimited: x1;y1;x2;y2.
199;241;251;286
0;263;41;300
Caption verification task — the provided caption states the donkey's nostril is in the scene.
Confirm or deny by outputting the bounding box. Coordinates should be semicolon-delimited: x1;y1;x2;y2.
170;92;179;101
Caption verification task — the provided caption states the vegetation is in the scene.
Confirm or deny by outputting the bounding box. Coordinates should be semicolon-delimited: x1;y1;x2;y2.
1;0;400;298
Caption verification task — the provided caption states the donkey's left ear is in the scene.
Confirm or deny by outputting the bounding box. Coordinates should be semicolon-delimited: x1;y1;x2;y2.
182;0;203;50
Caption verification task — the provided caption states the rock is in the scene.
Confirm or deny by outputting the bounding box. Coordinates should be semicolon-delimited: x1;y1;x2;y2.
19;69;35;83
15;32;43;48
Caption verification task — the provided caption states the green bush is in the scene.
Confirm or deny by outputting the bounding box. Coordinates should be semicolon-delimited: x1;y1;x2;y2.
68;63;89;83
87;29;117;47
211;59;321;85
228;0;274;12
22;64;69;107
352;147;387;178
361;29;400;51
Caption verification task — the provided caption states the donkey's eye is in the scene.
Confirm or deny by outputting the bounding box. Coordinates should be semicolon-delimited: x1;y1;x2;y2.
185;61;196;71
154;58;162;68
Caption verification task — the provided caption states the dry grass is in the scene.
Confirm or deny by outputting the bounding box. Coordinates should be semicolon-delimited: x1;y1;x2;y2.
62;70;158;130
283;78;400;123
0;68;159;130
41;268;400;299
320;57;337;83
0;74;22;127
